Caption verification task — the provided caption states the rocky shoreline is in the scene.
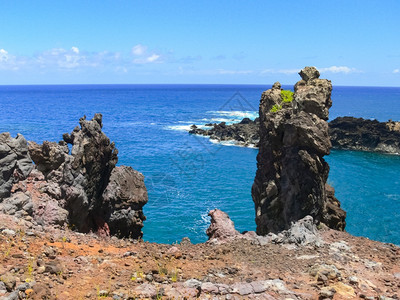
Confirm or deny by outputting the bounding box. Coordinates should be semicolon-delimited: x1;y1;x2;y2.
1;67;400;299
189;116;400;155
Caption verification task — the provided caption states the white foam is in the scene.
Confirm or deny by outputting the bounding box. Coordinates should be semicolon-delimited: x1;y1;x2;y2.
209;139;258;148
166;124;193;131
166;110;258;133
207;110;258;120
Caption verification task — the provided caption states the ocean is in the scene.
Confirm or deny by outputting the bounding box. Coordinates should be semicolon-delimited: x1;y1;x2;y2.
0;84;399;245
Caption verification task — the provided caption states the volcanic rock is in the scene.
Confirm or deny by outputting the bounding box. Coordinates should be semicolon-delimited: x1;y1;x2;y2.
329;116;400;154
0;133;33;199
252;67;346;235
189;118;259;147
206;209;240;242
0;114;147;239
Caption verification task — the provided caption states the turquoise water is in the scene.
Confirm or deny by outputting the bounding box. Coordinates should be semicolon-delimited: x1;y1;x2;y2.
0;84;399;244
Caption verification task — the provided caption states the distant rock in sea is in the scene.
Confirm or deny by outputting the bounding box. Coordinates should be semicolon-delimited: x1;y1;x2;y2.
252;66;346;235
0;114;148;239
190;113;400;155
329;116;400;154
189;117;260;147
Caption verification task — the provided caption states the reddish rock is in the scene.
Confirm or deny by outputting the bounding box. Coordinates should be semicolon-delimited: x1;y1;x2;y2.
206;209;240;242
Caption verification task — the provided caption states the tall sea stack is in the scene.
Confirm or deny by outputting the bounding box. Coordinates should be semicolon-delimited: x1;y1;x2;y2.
252;67;346;235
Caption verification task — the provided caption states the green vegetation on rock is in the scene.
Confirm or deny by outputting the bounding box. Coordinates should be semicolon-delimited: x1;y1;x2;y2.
270;90;293;113
270;104;282;113
281;90;294;103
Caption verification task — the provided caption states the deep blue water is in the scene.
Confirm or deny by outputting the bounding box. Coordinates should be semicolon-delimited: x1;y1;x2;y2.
0;84;399;245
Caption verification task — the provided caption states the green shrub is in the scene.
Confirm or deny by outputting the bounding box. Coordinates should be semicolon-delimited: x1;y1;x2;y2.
281;89;293;103
270;104;282;113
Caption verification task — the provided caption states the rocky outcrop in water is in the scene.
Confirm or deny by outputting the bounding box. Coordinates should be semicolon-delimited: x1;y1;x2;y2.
190;115;400;155
329;117;400;154
252;67;346;235
189;118;260;147
0;114;148;239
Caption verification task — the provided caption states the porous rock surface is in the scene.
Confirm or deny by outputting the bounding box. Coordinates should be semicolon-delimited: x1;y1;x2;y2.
0;133;33;199
0;114;147;239
330;116;400;154
252;67;346;235
207;208;323;247
189;118;260;147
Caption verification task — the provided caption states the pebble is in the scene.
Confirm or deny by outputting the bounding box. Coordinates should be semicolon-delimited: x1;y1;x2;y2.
145;274;154;282
201;282;219;294
348;276;359;285
232;282;255;295
133;283;157;298
0;282;7;291
0;273;16;292
184;279;202;289
45;261;62;274
319;286;336;298
98;290;109;297
2;229;16;236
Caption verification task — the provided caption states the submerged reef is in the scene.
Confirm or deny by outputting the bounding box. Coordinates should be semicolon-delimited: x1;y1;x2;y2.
0;114;147;239
252;67;346;234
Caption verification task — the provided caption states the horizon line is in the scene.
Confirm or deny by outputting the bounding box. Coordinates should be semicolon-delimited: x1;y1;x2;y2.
1;83;399;89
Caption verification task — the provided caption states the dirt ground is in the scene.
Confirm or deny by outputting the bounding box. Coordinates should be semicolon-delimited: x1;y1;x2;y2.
0;213;399;299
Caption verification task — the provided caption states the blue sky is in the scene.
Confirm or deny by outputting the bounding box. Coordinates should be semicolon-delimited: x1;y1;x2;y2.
0;1;399;86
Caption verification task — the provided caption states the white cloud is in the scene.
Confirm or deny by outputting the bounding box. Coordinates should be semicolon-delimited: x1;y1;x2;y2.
0;49;9;62
36;47;85;69
0;48;22;70
131;44;163;64
132;44;147;56
277;69;300;75
319;66;358;74
260;68;300;75
71;46;80;54
393;69;399;74
146;54;160;63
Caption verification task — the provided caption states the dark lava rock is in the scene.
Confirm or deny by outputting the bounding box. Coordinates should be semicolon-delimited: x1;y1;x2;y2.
1;114;148;239
252;67;346;235
0;133;33;199
329;116;400;154
102;166;148;238
189;118;259;147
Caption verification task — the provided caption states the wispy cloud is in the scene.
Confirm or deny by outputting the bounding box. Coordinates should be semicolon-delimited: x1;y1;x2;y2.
0;49;9;62
393;69;399;74
0;48;25;71
35;47;96;69
260;68;300;75
0;44;166;73
211;54;226;61
132;44;147;56
319;66;359;74
132;44;163;64
176;55;202;64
